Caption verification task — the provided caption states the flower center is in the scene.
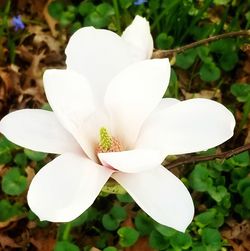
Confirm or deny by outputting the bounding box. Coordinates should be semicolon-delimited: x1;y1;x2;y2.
96;127;123;153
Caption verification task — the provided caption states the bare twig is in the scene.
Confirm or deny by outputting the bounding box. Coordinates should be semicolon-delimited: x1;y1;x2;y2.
153;30;250;58
164;144;250;170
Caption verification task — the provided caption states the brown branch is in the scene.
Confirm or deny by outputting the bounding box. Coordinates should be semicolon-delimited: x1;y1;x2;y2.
164;144;250;170
153;30;250;58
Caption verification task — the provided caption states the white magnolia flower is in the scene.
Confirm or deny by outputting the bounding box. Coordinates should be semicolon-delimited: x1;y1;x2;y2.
0;16;235;232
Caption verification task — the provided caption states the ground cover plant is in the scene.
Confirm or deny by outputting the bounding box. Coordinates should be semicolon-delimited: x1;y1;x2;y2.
0;0;250;250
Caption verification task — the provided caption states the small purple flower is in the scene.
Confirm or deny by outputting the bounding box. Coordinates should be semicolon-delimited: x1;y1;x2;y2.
11;16;25;31
134;0;147;5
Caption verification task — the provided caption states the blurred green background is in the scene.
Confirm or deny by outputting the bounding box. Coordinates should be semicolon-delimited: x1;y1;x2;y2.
0;0;250;250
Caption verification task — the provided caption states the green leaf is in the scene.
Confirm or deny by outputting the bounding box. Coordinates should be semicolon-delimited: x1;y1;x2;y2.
70;21;82;34
103;247;118;251
84;12;109;28
2;168;27;196
220;194;231;210
0;136;18;164
214;0;231;5
118;0;133;9
78;2;95;16
231;167;250;186
110;205;127;221
66;5;77;13
164;69;178;98
85;207;99;221
156;33;174;49
118;227;139;247
96;235;106;249
48;1;64;20
195;209;214;225
175;49;197;69
209;38;236;54
246;11;250;22
169;232;192;250
219;52;238;71
70;210;89;227
54;241;80;251
192;24;215;40
208;186;228;202
237;177;250;195
148;0;160;12
149;230;169;250
135;213;154;235
199;62;221;82
235;203;250;218
230;151;250;167
0;136;19;150
27;210;36;221
102;214;119;231
59;11;76;26
14;153;27;167
96;3;114;17
209;161;223;172
116;193;133;203
41;103;52;111
155;225;176;238
231;83;250;102
201;228;221;249
192;245;207;251
195;208;224;228
189;164;213;192
0;200;23;221
242;187;250;209
0;147;12;164
83;3;113;29
197;46;213;63
24;149;47;161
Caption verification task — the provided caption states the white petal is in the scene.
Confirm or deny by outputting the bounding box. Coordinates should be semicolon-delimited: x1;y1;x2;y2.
112;165;194;232
122;15;153;60
0;109;81;154
136;98;235;155
44;69;97;158
75;109;111;161
44;69;95;131
153;98;180;113
98;149;162;173
28;153;113;222
147;98;180;123
105;59;171;148
65;27;138;102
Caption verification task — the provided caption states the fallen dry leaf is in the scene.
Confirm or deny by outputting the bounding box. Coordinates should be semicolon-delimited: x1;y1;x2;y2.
29;226;56;251
222;219;250;251
0;216;24;230
43;0;59;37
25;166;36;185
89;247;101;251
125;237;156;251
0;233;21;249
183;89;221;101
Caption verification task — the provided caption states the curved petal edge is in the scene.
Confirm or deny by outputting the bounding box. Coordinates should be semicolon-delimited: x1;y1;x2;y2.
28;153;113;222
112;165;194;232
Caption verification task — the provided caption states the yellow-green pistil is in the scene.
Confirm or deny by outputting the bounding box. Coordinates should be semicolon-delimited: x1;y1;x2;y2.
99;127;112;152
97;127;123;153
97;127;125;195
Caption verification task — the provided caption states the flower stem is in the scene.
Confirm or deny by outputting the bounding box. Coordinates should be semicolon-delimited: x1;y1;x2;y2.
164;143;250;170
62;222;72;241
153;30;250;59
112;0;122;34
